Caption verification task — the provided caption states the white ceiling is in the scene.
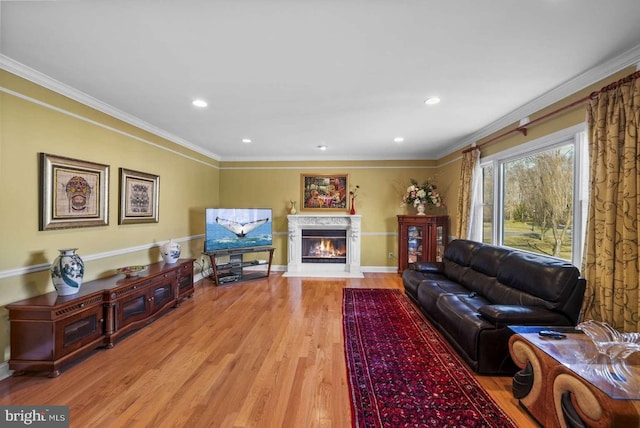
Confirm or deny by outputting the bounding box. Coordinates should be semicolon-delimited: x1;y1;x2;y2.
2;0;640;161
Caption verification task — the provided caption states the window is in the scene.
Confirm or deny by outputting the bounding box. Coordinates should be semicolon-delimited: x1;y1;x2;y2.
474;124;588;267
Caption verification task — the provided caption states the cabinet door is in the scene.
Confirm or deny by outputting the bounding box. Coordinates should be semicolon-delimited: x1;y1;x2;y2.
435;224;445;262
149;274;176;316
177;262;194;299
406;224;424;265
116;286;150;328
54;304;105;359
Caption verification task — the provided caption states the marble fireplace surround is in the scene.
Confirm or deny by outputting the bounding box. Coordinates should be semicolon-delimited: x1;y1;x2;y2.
284;214;363;278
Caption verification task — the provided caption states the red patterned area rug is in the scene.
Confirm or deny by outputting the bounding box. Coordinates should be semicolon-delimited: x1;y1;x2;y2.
343;288;517;427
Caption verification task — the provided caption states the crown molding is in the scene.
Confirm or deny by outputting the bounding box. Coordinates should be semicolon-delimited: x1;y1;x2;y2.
4;42;640;163
439;43;640;158
0;54;221;161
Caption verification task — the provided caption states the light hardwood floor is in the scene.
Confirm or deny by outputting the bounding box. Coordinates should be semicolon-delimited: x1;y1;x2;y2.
0;273;538;427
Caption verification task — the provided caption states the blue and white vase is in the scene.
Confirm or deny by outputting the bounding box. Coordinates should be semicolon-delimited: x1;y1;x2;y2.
51;248;84;295
160;240;181;264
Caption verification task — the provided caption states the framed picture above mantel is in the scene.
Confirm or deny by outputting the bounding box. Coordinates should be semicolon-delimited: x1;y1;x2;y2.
301;174;348;211
39;153;110;230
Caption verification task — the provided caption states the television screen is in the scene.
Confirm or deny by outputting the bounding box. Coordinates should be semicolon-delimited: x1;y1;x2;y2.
204;208;272;252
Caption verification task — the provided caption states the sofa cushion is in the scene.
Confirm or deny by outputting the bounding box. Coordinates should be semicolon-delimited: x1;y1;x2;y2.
412;261;443;273
435;294;492;362
441;239;482;283
458;246;509;294
402;269;424;301
416;280;473;320
468;245;511;277
443;239;482;265
402;269;448;301
494;252;581;309
478;304;573;325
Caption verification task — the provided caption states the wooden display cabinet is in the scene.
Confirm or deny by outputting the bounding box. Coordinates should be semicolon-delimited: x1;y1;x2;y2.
397;215;448;274
7;259;194;377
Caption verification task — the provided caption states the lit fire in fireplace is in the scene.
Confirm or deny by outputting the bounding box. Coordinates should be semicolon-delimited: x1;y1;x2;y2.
307;238;346;258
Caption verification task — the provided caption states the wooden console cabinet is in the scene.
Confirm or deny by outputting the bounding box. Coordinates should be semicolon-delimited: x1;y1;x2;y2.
397;215;448;274
7;259;194;377
207;247;274;286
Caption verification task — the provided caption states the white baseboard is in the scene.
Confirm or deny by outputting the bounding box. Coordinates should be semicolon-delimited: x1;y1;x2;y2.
268;265;396;274
363;266;398;273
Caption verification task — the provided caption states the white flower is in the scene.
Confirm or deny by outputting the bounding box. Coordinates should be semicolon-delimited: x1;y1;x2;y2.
402;179;443;207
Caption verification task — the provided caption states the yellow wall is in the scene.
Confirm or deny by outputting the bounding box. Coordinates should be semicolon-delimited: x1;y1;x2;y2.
219;160;443;267
0;70;220;362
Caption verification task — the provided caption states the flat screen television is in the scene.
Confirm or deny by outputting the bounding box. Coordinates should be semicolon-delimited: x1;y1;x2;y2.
204;208;273;252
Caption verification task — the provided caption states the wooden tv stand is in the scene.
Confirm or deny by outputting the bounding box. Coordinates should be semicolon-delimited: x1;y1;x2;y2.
206;247;274;286
6;259;194;377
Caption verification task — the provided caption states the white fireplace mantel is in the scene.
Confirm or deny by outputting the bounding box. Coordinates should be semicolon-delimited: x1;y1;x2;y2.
283;214;363;278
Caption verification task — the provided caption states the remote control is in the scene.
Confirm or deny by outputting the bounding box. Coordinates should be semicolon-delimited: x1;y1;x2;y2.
538;330;566;339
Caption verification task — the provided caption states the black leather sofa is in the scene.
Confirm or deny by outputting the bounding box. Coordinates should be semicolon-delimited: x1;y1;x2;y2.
402;239;586;375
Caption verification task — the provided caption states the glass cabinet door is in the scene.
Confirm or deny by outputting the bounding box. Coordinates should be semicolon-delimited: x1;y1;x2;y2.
436;225;444;262
407;225;424;264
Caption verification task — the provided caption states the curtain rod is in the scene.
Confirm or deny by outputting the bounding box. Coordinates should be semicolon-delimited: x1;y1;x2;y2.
462;69;640;154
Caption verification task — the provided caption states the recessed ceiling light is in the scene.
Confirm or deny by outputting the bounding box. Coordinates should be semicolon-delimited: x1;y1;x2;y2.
424;97;441;105
317;145;328;151
394;137;405;143
242;138;252;144
192;99;208;108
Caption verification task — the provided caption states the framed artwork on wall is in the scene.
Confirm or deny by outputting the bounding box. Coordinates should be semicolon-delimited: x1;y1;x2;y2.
119;168;160;224
301;174;349;211
39;153;110;230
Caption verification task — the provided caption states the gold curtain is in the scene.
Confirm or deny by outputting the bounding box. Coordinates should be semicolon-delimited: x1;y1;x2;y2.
582;74;640;332
455;148;479;239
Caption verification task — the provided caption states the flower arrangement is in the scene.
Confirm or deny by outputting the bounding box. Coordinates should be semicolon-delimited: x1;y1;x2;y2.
402;179;442;207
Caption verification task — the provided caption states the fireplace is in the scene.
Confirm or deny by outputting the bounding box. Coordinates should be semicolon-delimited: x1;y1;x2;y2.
302;229;347;263
284;214;363;278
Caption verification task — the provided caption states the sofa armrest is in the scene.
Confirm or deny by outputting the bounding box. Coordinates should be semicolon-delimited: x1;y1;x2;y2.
411;261;443;273
478;305;570;325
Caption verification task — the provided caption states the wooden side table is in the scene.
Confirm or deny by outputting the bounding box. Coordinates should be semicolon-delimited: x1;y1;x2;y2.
508;326;640;428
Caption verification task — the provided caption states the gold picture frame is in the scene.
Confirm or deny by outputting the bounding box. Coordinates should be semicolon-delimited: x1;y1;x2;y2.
39;153;110;230
119;168;160;224
301;174;349;211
